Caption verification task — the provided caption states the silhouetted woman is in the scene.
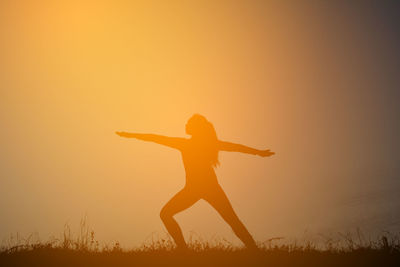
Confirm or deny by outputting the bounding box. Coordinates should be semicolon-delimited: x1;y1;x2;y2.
116;114;274;250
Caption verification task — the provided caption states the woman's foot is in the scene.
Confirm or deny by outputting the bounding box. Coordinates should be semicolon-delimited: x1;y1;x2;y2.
245;242;260;252
176;243;189;253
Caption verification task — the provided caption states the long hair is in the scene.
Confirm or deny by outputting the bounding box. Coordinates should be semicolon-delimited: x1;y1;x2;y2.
186;114;220;167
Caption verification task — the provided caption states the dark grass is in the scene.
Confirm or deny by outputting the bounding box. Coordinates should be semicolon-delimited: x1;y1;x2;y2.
1;220;400;266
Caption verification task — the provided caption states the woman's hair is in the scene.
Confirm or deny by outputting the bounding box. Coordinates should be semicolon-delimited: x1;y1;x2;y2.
186;114;220;167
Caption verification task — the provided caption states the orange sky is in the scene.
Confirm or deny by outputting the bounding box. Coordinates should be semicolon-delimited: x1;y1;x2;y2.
1;1;399;247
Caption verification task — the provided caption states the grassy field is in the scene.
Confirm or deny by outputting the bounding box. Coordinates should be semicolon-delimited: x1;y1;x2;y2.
1;221;399;266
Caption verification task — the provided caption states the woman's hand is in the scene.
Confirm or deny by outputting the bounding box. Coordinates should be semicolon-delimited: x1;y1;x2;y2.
257;149;275;157
116;131;130;138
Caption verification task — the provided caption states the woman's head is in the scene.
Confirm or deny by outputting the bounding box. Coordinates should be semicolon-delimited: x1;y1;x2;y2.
185;114;220;167
185;114;217;139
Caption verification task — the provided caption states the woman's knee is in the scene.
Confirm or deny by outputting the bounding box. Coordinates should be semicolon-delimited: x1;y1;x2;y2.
160;206;172;222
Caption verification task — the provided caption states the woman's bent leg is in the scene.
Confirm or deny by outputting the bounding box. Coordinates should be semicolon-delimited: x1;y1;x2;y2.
160;188;200;249
203;185;257;249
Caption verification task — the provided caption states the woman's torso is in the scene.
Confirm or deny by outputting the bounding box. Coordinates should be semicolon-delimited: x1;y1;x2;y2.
180;139;219;189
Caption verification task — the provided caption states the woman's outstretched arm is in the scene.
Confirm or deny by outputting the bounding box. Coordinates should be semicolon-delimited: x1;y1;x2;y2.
116;132;185;150
218;140;275;157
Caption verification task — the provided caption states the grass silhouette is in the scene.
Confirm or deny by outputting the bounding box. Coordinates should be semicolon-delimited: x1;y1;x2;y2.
1;219;399;266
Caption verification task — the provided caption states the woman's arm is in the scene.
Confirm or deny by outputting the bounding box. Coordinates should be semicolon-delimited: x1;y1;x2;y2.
116;132;185;150
218;140;275;157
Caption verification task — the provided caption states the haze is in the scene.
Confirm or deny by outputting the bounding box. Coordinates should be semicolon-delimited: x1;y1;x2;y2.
1;1;399;247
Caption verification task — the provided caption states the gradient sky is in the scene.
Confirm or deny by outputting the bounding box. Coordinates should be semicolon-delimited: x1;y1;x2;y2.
1;1;399;248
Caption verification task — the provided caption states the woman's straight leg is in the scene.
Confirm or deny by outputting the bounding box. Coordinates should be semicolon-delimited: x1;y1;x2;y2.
203;185;257;249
